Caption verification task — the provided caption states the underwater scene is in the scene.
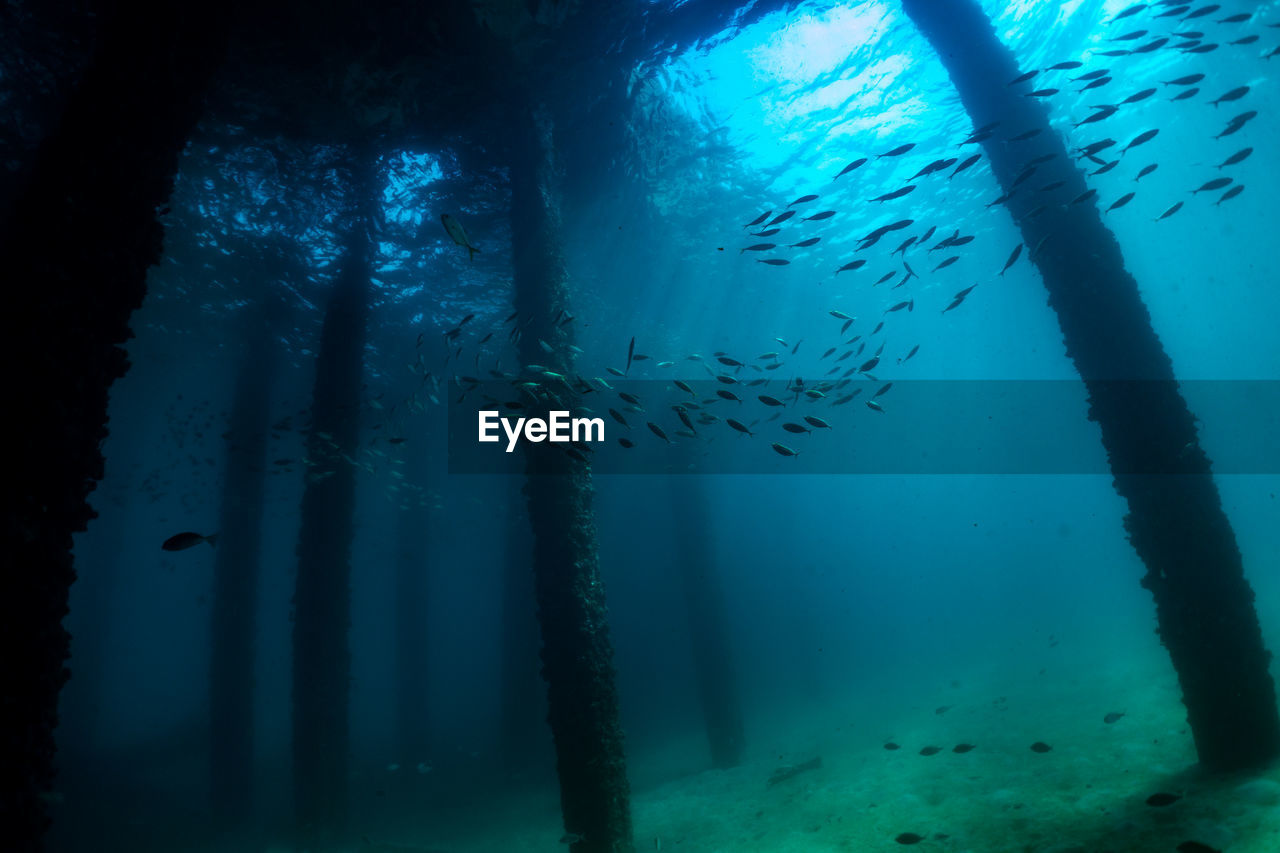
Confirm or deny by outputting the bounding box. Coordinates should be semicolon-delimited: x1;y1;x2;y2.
4;0;1280;851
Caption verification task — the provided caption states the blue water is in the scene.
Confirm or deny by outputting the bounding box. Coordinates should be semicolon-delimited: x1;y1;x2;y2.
53;0;1280;850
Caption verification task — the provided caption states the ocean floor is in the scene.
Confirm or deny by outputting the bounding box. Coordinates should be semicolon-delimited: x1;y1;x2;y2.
342;658;1280;853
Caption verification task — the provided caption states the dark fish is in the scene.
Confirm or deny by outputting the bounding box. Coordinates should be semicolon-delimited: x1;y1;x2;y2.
1029;742;1053;753
874;383;893;398
1161;74;1204;86
919;226;936;244
901;344;920;363
766;210;796;227
1218;12;1250;22
757;259;790;266
1075;106;1118;126
932;256;959;272
617;437;634;448
1038;180;1064;193
1183;4;1219;19
1191;177;1232;194
1110;29;1148;41
918;746;942;756
726;418;752;435
1103;712;1125;724
1109;3;1147;22
1078;76;1113;92
1156;201;1184;221
1046;60;1084;70
1009;128;1042;141
802;210;837;221
608;408;629;427
1184;42;1219;53
869;185;917;203
1000;244;1023;276
883;742;900;750
1132;37;1169;53
1215;147;1252;169
1106;192;1135;213
1121;129;1158;154
878;143;916;158
1176;842;1222;853
782;422;810;434
1092;160;1120;176
895;833;925;845
1155;5;1191;17
743;211;770;228
718;390;742;403
771;443;799;457
162;532;218;551
1146;792;1181;807
951;154;981;177
1008;69;1039;86
750;228;781;237
1025;88;1059;97
952;743;976;753
804;416;831;429
758;395;785;407
836;259;867;274
1171;87;1200;102
1119;87;1157;104
1229;35;1259;45
834;158;868;180
1092;49;1132;57
1215;110;1257;137
886;300;913;313
788;194;819;207
674;379;695;395
740;243;776;254
875;271;898;286
1209;86;1249;107
1073;69;1110;81
1135;163;1158;181
859;356;881;373
1215;185;1244;206
1070;188;1098;206
790;237;821;248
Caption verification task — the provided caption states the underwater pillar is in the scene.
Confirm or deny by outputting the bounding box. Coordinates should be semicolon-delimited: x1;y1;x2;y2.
210;300;279;828
900;0;1280;770
510;99;634;853
393;433;432;767
499;488;547;771
669;473;745;768
291;151;374;848
0;5;227;849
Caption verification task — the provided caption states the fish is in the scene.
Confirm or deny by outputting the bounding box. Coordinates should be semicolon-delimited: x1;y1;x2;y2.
718;390;742;403
1075;106;1118;128
1172;87;1200;103
1046;60;1084;70
1000;244;1023;276
1146;793;1181;807
802;210;837;221
782;423;809;434
1110;29;1148;41
1176;843;1221;853
883;742;900;750
1106;192;1135;213
932;256;959;273
757;259;790;266
878;143;916;159
1008;69;1039;86
952;743;976;753
1184;42;1219;53
1029;742;1052;753
1155;201;1184;221
869;185;917;203
1183;4;1219;19
790;237;821;248
750;228;781;237
895;833;925;845
1162;74;1205;88
740;243;776;254
1103;712;1125;724
1118;87;1157;104
859;356;881;373
901;345;919;363
1229;35;1259;45
627;337;635;375
1109;3;1146;22
1092;160;1120;176
617;437;634;448
1092;49;1132;57
909;158;958;180
788;194;818;207
918;746;942;756
646;422;670;443
1025;88;1059;98
759;395;785;407
886;300;913;313
836;260;867;274
1218;12;1250;22
441;213;480;261
834;158;867;180
951;154;981;178
874;383;893;398
891;236;917;256
1215;110;1257;137
162;532;218;550
1215;148;1251;169
804;416;831;429
726;418;753;436
1215;185;1244;206
1135;164;1158;182
1073;69;1110;81
1121;129;1158;154
743;211;771;228
771;443;799;457
1070;188;1098;206
1132;37;1169;53
1191;177;1232;194
1209;86;1249;107
1076;74;1111;91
